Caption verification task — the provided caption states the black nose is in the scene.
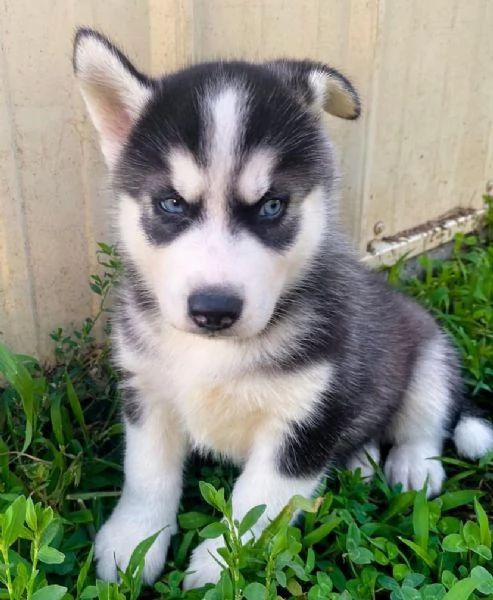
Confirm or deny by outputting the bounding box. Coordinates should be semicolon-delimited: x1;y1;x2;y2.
188;289;243;331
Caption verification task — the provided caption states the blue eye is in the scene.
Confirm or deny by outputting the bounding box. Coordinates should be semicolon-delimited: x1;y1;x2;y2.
258;197;286;220
157;197;187;215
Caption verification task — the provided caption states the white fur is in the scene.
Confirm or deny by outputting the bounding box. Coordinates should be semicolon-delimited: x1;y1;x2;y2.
237;148;277;203
347;440;381;479
117;184;326;339
74;34;151;167
206;86;244;217
184;436;321;589
307;70;357;118
384;441;445;497
307;71;329;114
95;407;186;582
109;320;332;586
383;335;453;496
454;416;493;460
115;320;334;462
168;148;205;201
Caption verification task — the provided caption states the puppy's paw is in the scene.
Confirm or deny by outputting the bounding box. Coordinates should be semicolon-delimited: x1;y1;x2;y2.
95;504;174;584
183;537;226;590
384;442;445;497
347;441;381;479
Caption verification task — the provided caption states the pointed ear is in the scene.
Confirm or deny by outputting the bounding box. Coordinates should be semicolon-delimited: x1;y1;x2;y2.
73;28;154;167
265;60;361;120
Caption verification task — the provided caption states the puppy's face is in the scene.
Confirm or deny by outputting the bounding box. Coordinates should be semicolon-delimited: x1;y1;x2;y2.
74;30;360;338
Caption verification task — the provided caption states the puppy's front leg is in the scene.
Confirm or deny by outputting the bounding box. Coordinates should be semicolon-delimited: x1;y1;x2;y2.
95;404;186;583
184;442;322;590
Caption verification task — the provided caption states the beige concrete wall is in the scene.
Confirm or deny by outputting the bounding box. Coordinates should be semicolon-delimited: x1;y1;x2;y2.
1;0;492;359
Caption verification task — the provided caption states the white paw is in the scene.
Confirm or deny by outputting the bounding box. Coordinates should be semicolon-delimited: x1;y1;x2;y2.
183;537;226;590
347;441;381;479
95;502;174;584
384;443;445;497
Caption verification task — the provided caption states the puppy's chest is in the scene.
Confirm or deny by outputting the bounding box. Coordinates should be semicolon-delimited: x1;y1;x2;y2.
166;354;332;461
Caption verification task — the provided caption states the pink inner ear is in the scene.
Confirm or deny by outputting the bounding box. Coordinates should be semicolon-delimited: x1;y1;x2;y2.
100;90;134;147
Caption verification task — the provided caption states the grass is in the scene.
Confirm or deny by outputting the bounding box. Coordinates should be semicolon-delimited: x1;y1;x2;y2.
1;199;493;600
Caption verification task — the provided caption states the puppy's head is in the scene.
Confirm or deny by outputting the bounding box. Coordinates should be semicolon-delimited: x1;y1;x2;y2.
73;29;360;338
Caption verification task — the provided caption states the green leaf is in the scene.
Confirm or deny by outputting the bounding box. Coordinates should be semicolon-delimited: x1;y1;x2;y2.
441;571;457;590
442;534;468;553
178;511;216;530
289;495;320;513
348;546;374;565
77;545;95;597
32;585;68;600
238;504;266;537
126;529;162;576
346;522;361;550
398;537;435;567
462;521;481;549
0;344;37;451
378;575;400;592
471;544;492;560
38;545;65;564
217;570;233;600
400;587;423;600
255;504;292;548
287;578;303;596
413;488;429;551
80;586;98;599
381;491;416;522
474;498;491;549
442;577;478;600
440;490;482;511
403;573;426;588
243;582;268;600
470;566;493;594
2;495;27;548
303;516;342;546
66;374;89;439
199;521;228;539
315;571;332;592
95;580;112;600
40;518;61;547
198;481;226;512
174;530;195;568
50;393;65;447
421;583;446;600
25;497;37;531
393;564;411;581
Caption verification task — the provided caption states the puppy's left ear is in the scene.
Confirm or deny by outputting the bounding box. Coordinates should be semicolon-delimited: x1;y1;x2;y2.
265;60;361;120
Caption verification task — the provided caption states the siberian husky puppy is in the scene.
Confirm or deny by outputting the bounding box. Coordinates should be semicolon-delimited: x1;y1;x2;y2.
73;28;493;588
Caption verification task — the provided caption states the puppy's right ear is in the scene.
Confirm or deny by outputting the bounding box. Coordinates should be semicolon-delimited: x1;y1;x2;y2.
73;28;154;168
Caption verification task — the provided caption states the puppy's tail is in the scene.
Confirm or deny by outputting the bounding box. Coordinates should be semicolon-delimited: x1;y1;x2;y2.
453;411;493;460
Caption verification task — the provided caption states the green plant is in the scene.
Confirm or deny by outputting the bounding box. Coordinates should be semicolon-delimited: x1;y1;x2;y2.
0;200;492;599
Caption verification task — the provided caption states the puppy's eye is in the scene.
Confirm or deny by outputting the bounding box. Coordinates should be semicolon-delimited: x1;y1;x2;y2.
156;196;187;215
258;197;286;220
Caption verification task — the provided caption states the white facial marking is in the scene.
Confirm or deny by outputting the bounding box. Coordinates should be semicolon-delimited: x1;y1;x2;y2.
168;148;205;201
206;86;244;217
237;148;277;204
